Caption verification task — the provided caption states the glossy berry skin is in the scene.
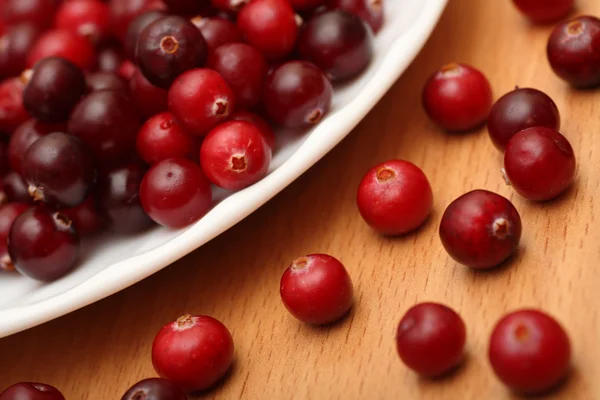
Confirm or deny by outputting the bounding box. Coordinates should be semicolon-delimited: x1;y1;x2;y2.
23;57;87;123
61;195;104;237
192;17;242;54
229;110;275;148
120;378;186;400
108;0;165;41
54;0;111;46
1;0;58;29
357;160;433;236
237;0;298;60
152;314;234;392
547;16;600;88
298;10;373;81
124;10;166;60
95;46;124;73
3;172;32;203
440;190;522;269
0;77;28;136
26;29;95;70
8;208;80;281
0;202;29;271
488;88;560;151
130;68;168;119
168;68;235;136
489;309;571;394
140;158;212;228
396;303;466;377
280;254;353;325
86;72;128;93
423;63;493;132
119;60;137;80
137;15;209;89
0;23;42;79
328;0;383;32
264;61;333;129
0;382;66;400
137;112;199;164
512;0;574;23
8;119;63;176
503;127;576;201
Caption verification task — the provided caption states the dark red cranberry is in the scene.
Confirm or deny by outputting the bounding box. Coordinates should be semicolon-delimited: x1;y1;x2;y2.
210;0;248;13
108;0;165;41
423;63;493;132
298;10;373;81
129;68;168;119
547;16;600;88
264;61;333;128
120;378;186;400
512;0;574;23
396;303;466;377
61;194;104;236
191;16;242;54
280;254;353;325
8;119;63;176
0;142;8;176
168;68;235;135
164;0;216;14
357;160;433;236
0;23;42;79
1;0;58;29
440;190;522;269
152;314;234;392
503;127;576;201
289;0;326;11
137;112;199;164
119;60;137;80
68;90;142;166
124;10;166;60
95;45;124;73
0;382;66;400
237;0;298;60
0;77;28;136
229;110;275;148
489;309;571;394
26;29;95;71
0;202;29;271
86;71;128;92
328;0;383;32
3;172;32;203
23;57;86;123
55;0;111;46
208;43;268;109
8;207;79;281
487;88;560;150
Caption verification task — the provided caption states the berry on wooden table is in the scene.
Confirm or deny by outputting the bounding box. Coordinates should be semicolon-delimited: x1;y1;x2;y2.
0;382;65;400
120;378;186;400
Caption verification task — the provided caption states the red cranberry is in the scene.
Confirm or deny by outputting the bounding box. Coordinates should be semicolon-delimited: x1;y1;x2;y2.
124;10;166;60
298;10;373;81
237;0;298;60
489;309;571;394
26;29;95;71
152;314;234;392
547;16;600;88
357;160;433;236
95;46;124;73
328;0;383;32
86;71;128;92
8;119;63;176
210;0;248;13
61;194;104;236
1;0;58;29
191;16;242;54
129;68;168;119
120;378;186;400
0;142;8;176
137;112;199;164
396;303;466;377
264;61;333;128
488;88;560;150
0;77;28;136
137;15;208;88
168;68;235;135
512;0;574;23
440;190;522;269
0;202;29;271
0;23;42;79
289;0;326;11
229;110;275;148
3;171;32;203
208;43;268;109
68;90;142;166
280;254;353;325
23;57;87;123
119;60;137;80
0;382;65;400
108;0;164;41
140;158;212;228
8;208;79;281
55;0;111;46
503;127;576;201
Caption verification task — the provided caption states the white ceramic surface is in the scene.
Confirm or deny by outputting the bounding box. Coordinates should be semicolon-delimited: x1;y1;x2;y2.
0;0;448;338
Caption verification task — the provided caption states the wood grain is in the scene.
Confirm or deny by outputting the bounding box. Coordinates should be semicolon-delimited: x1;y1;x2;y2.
2;0;600;398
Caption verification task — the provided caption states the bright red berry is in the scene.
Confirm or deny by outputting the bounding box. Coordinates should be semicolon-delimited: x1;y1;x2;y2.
0;76;28;136
120;378;186;400
54;0;111;46
0;382;65;400
229;110;275;148
26;29;95;70
137;112;199;164
512;0;574;23
328;0;384;33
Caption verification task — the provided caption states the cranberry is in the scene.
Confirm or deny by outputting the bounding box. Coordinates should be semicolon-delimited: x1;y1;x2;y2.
152;314;234;392
1;0;58;29
547;16;600;88
95;46;124;73
0;382;65;400
488;88;560;150
108;0;164;41
119;60;137;80
8;119;63;176
489;309;571;394
86;71;128;92
503;127;576;201
237;0;298;60
264;61;333;128
328;0;383;32
191;16;242;54
124;10;166;60
229;110;275;148
0;142;8;176
129;68;168;119
208;43;268;109
210;0;248;13
120;378;186;400
23;57;87;123
27;29;95;71
8;208;79;281
168;68;235;135
0;202;29;271
69;90;142;166
0;77;28;136
55;0;111;46
298;10;373;81
137;15;208;88
137;112;199;164
61;194;104;236
396;303;466;377
512;0;574;23
357;160;433;236
0;23;42;79
3;171;32;203
280;254;353;325
97;162;154;233
289;0;326;11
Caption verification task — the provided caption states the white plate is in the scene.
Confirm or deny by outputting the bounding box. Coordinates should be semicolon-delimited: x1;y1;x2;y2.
0;0;447;338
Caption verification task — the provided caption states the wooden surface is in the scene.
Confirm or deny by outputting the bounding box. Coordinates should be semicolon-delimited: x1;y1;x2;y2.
2;0;600;399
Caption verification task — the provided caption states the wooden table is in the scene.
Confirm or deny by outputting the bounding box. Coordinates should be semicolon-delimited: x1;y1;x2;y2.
2;0;600;398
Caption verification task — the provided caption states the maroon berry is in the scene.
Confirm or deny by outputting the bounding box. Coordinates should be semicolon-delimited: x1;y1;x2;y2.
298;10;373;81
229;110;275;148
396;303;466;377
3;171;32;203
0;202;29;271
26;29;95;70
191;16;242;54
0;382;65;400
1;0;58;29
120;378;186;400
547;16;600;88
503;127;576;201
280;254;353;325
152;314;234;392
54;0;111;46
124;10;166;60
129;68;168;119
8;120;63;176
95;46;124;73
0;142;8;176
137;112;199;164
512;0;574;23
108;0;165;41
440;190;522;269
488;88;560;150
0;23;42;79
0;77;28;136
328;0;383;32
357;160;433;236
210;0;248;13
86;72;128;93
165;0;216;14
489;309;571;394
290;0;326;11
61;195;104;237
264;61;333;128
